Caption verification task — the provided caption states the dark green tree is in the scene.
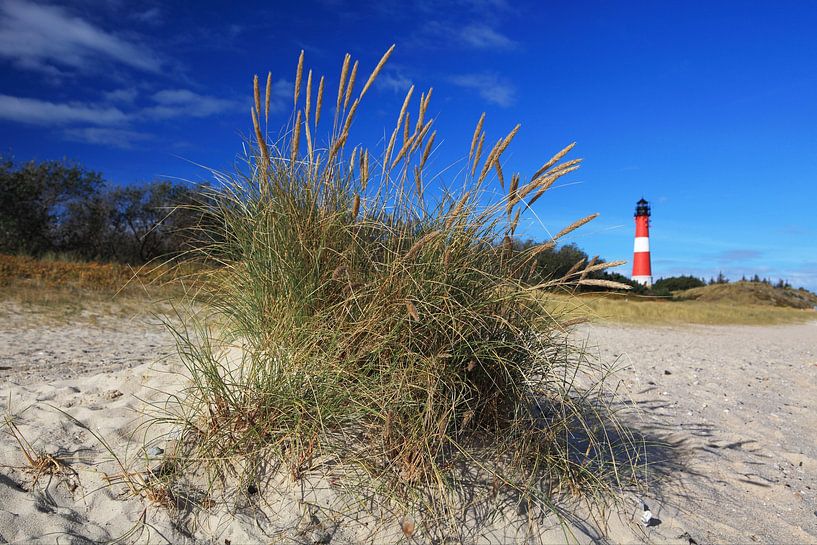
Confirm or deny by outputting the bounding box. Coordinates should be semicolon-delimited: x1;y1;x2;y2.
0;156;104;255
653;275;706;292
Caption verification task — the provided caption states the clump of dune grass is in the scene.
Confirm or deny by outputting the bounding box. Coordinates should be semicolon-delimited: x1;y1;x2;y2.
165;46;639;539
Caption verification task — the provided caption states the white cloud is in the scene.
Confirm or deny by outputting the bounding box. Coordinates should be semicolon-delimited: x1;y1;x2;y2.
143;89;240;119
376;70;413;93
132;7;162;25
0;0;162;74
449;73;516;107
0;87;244;128
63;127;151;149
458;23;516;50
0;94;129;125
413;20;516;51
104;88;139;104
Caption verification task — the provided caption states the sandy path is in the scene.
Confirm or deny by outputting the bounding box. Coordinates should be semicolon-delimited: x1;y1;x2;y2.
1;296;816;543
0;300;176;382
581;321;817;544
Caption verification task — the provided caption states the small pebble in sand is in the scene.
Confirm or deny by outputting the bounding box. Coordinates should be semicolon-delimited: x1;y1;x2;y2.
400;516;416;536
105;389;123;400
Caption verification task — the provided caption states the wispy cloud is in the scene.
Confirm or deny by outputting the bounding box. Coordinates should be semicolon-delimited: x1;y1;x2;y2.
0;94;128;126
104;88;139;104
412;20;516;51
449;73;516;106
62;127;152;149
376;69;413;93
458;23;516;49
0;85;246;149
132;7;162;25
0;0;162;75
143;89;239;120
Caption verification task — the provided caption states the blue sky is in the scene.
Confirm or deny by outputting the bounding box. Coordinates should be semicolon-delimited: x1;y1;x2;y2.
1;0;816;289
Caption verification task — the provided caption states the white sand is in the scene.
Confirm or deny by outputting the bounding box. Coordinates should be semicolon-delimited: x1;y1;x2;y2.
2;298;816;544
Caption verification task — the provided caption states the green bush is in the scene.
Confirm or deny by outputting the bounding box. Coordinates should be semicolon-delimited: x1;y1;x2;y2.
653;275;706;293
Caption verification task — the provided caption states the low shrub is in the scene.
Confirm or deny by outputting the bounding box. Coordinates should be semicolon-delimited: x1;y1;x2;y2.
165;47;638;539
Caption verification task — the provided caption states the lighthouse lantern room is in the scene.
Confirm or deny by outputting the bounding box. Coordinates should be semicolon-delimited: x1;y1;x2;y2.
631;198;653;287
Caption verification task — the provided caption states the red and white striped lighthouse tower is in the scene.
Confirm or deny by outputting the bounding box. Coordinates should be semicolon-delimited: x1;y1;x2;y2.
632;198;653;287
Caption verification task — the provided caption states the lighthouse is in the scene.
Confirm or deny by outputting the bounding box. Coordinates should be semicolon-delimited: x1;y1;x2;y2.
631;198;653;287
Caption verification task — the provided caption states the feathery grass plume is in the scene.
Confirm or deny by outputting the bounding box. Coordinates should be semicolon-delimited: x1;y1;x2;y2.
294;50;304;106
338;99;359;144
305;70;313;159
471;131;485;177
344;60;358;109
253;75;261;120
382;87;414;175
494;159;506;190
415;88;432;133
525;166;580;209
390;125;421;169
383;127;399;176
580;255;599;281
404;230;441;259
563;258;587;279
416;91;425;130
477;124;519;184
348;146;358;177
578;278;633;290
360;149;370;190
509;208;521;235
291;109;302;166
413;166;422;197
315;75;324;128
304;70;313;122
397;85;414;129
359;44;395;101
352;193;360;219
444;191;470;229
523;240;556;269
506;173;520;217
514;162;582;208
403;111;411;144
581;259;627;276
477;137;503;184
420;130;436;169
336;53;351;117
553;212;599;241
264;71;272;123
168;45;642;542
409;120;433;154
469;112;485;162
531;141;576;181
250;106;269;184
405;300;419;321
422;87;433;116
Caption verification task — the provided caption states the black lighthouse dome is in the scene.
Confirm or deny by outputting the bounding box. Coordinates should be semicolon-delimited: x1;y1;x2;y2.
635;198;651;217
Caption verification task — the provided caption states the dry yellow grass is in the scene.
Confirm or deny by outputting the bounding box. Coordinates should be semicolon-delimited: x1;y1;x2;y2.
0;253;198;292
551;292;816;326
0;254;200;325
677;281;817;309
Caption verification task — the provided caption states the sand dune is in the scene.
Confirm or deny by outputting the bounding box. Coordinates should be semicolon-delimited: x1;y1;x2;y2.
1;299;815;543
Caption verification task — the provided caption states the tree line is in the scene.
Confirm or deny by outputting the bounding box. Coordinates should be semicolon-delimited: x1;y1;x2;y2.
0;156;204;264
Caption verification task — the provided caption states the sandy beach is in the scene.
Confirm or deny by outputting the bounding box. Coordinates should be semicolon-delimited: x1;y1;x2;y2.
1;298;816;544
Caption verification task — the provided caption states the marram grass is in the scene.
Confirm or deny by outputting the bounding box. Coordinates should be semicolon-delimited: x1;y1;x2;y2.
163;46;641;540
